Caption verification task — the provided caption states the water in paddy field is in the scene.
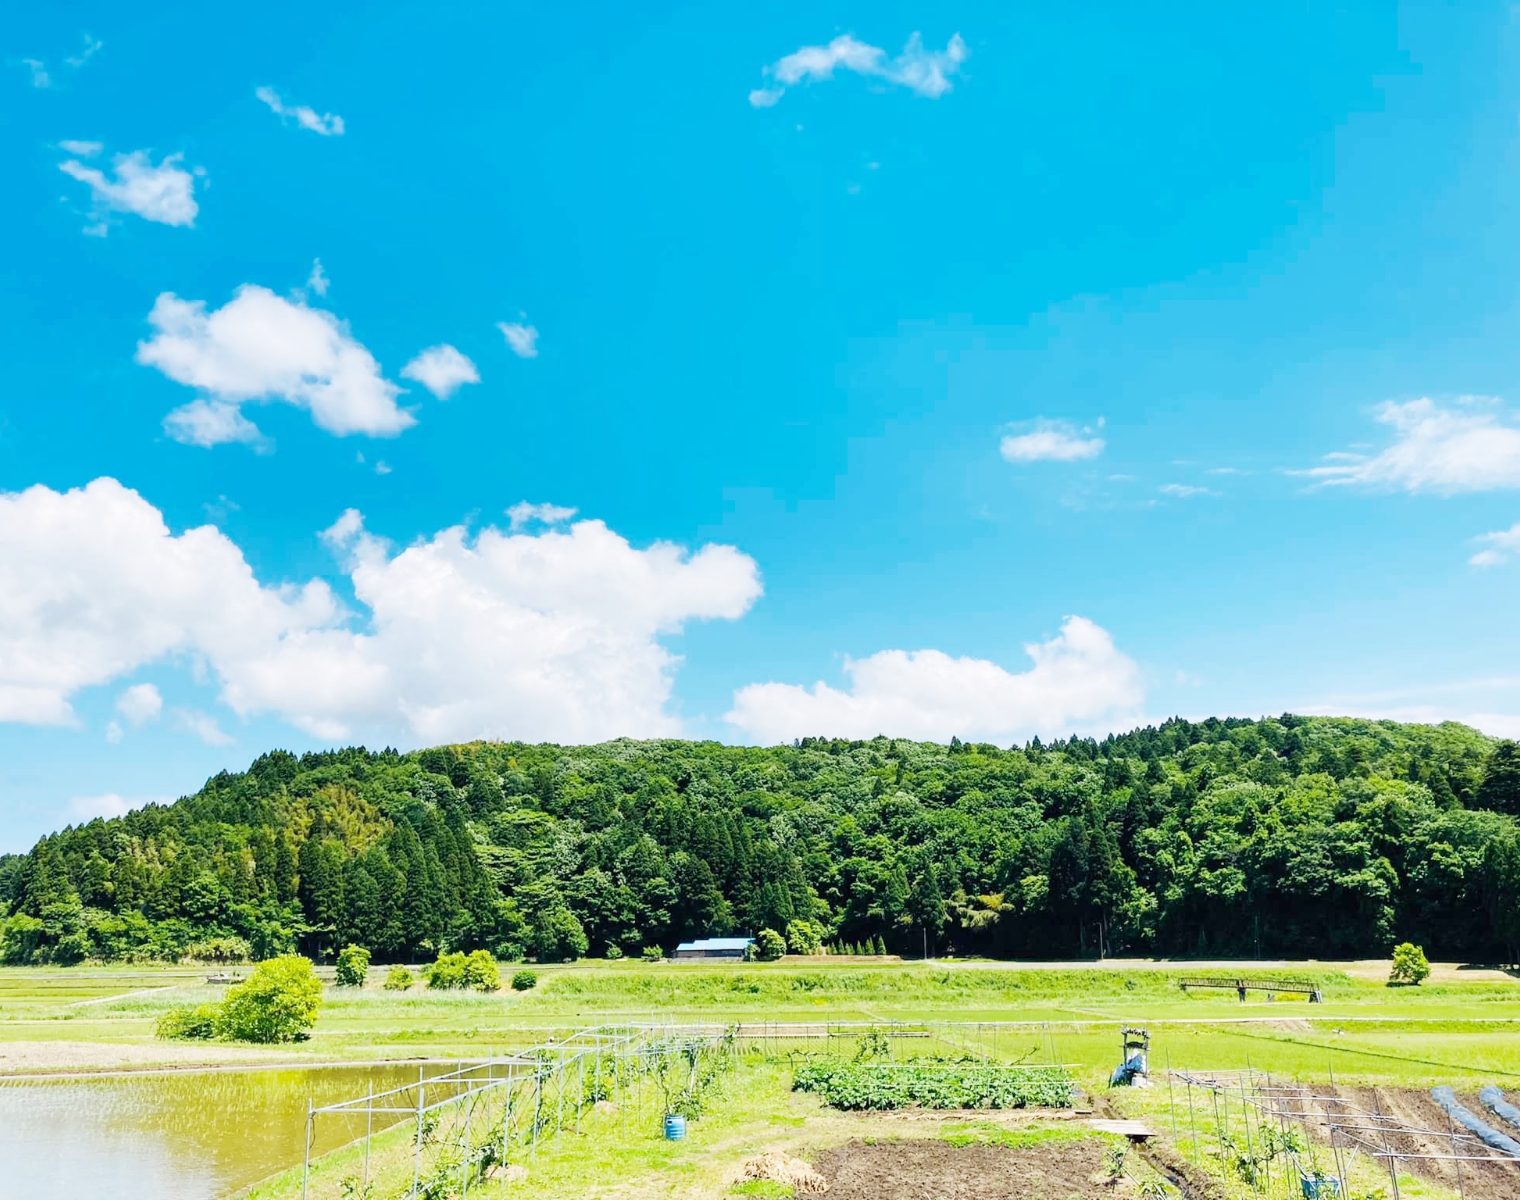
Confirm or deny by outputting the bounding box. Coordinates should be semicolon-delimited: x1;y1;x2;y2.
0;1061;450;1199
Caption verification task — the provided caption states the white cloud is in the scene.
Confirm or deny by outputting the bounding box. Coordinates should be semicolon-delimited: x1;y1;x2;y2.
256;86;344;136
59;149;200;233
162;399;265;448
116;683;162;727
1000;420;1105;463
726;615;1144;744
0;478;341;727
58;139;102;157
750;32;967;107
23;59;50;88
0;478;762;746
174;708;234;745
306;259;329;296
1298;398;1520;493
507;502;578;530
66;35;103;69
401;344;480;399
498;321;539;358
1159;483;1215;498
1471;522;1520;567
138;285;413;442
69;793;161;823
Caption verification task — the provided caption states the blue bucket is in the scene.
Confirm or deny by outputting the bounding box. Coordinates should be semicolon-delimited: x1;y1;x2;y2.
664;1114;687;1140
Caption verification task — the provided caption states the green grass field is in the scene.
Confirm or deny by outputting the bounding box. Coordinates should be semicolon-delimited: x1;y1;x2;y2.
4;959;1517;1199
4;957;1519;1086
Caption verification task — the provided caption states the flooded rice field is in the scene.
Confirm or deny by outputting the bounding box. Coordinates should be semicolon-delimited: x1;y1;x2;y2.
0;1061;451;1199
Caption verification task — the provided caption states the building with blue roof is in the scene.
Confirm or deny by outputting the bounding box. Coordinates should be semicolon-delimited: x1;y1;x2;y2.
672;936;755;960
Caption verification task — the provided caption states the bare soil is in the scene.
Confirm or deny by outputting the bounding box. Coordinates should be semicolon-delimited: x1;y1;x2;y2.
1281;1084;1520;1200
811;1137;1117;1200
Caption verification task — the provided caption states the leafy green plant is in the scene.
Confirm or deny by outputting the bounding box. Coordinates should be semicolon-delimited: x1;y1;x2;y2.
155;1002;221;1040
1389;942;1431;986
511;968;538;991
428;949;500;990
604;944;623;960
752;928;786;961
383;965;414;990
853;1027;891;1062
792;1059;1074;1110
215;954;322;1043
334;943;370;987
785;919;824;956
640;946;664;962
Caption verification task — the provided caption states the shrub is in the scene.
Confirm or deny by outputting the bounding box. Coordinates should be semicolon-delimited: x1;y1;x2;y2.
216;955;323;1043
753;928;786;961
334;944;370;987
511;969;538;991
785;919;824;956
383;965;414;991
462;949;501;991
427;951;467;989
181;936;251;965
1389;943;1431;986
640;946;664;962
604;944;623;960
427;949;500;990
155;1003;221;1040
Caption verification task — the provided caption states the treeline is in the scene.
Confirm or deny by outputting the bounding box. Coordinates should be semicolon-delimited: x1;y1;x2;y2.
4;716;1520;966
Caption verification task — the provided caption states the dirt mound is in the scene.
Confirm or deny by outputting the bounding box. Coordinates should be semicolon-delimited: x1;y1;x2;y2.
811;1137;1113;1199
740;1151;829;1194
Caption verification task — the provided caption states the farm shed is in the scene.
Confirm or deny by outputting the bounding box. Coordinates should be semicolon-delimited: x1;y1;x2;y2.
673;937;755;961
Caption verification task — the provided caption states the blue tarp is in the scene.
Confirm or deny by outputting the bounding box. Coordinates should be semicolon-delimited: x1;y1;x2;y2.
1431;1086;1520;1158
1479;1085;1520;1136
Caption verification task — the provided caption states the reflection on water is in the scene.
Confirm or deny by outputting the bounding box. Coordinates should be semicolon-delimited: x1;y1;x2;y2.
0;1062;451;1199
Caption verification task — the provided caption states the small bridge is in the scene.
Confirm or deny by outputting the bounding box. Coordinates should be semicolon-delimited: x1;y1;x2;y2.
1178;976;1322;1003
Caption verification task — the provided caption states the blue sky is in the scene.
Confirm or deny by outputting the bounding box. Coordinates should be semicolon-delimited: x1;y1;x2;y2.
3;2;1520;849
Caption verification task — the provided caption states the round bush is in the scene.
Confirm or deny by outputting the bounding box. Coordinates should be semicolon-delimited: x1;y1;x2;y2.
334;943;370;987
511;969;538;991
216;955;323;1043
383;965;414;991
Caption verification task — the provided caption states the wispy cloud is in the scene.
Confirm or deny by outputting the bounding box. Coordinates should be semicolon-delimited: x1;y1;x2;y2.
256;86;344;136
402;345;480;399
68;793;164;822
1471;522;1520;568
498;321;539;359
59;148;201;234
750;32;968;107
1159;483;1216;498
507;502;577;531
66;35;103;69
306;259;329;296
999;419;1104;463
1296;398;1520;494
173;708;234;746
21;35;103;89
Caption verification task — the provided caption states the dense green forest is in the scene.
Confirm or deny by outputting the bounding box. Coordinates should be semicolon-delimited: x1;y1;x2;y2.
5;715;1520;966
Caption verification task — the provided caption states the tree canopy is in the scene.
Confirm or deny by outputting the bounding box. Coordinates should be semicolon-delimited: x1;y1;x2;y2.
5;717;1520;965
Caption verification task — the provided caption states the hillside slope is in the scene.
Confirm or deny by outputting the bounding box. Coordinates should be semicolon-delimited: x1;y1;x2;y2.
4;716;1520;965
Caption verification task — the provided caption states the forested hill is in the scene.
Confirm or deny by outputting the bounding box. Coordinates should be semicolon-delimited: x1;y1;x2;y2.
5;716;1520;967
